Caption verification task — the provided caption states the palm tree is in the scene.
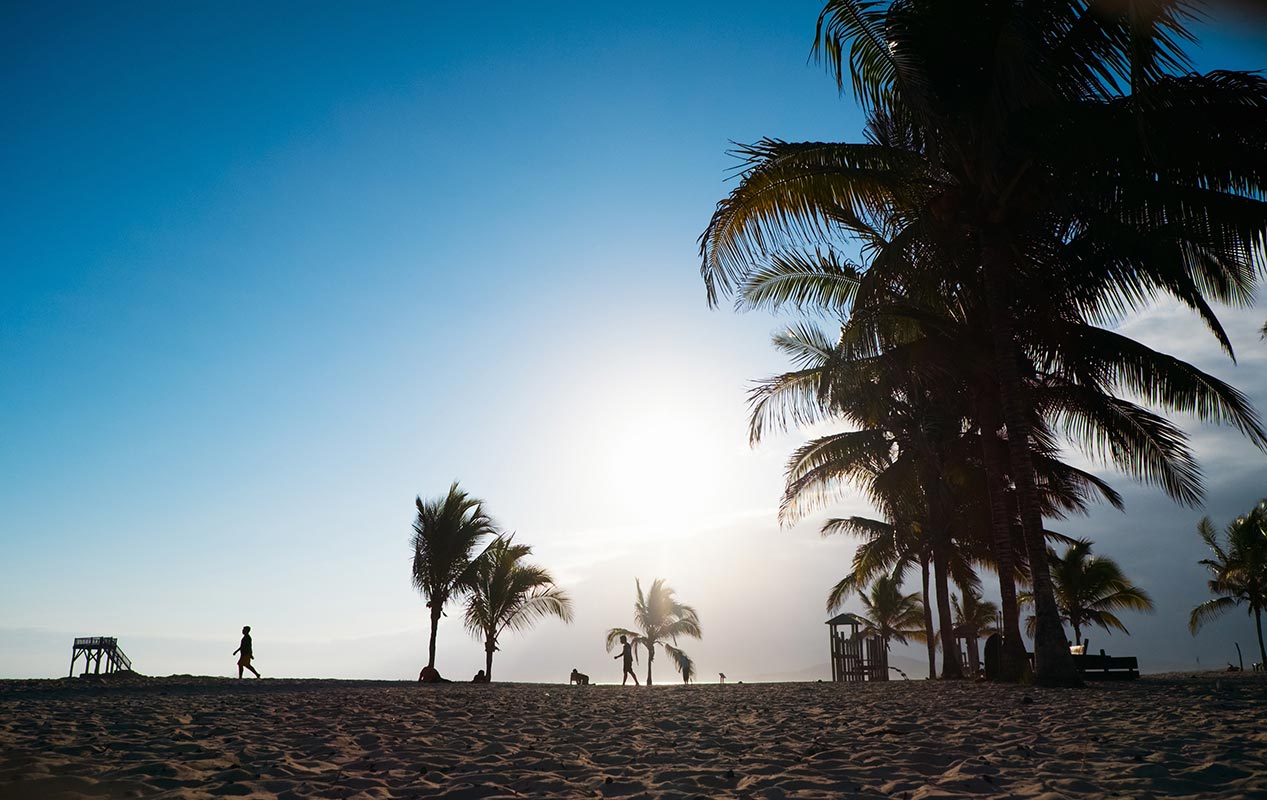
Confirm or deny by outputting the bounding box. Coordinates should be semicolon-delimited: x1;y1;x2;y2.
462;535;574;681
753;320;1124;679
1190;501;1267;667
700;1;1267;684
1023;540;1155;647
824;511;938;679
606;578;702;685
411;482;497;673
854;574;926;651
952;587;999;675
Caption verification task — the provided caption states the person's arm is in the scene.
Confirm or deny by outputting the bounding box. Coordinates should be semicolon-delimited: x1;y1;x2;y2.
233;647;240;655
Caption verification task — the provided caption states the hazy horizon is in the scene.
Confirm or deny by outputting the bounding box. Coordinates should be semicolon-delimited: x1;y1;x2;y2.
4;1;1267;683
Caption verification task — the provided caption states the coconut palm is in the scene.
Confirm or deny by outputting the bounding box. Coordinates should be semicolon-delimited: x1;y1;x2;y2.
1190;501;1267;667
754;319;1125;679
411;482;497;673
701;1;1267;685
462;535;574;681
606;578;702;685
1023;540;1155;647
952;587;999;675
854;574;926;650
825;511;938;679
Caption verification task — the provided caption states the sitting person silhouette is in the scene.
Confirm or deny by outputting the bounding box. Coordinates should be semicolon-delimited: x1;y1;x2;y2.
233;626;260;679
570;668;589;685
614;635;639;685
471;669;490;683
419;665;452;683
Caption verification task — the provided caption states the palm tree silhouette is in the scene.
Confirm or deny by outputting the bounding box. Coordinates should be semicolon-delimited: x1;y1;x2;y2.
462;535;574;682
952;587;999;675
700;1;1267;684
606;578;701;685
411;482;497;674
1023;540;1154;647
854;575;926;652
1190;502;1267;667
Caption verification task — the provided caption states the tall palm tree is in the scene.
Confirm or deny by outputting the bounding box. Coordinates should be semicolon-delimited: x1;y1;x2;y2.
1023;540;1155;647
1190;501;1267;667
701;1;1267;684
411;482;497;673
606;578;702;685
824;511;938;678
952;587;999;675
754;319;1124;679
462;535;574;681
854;574;926;651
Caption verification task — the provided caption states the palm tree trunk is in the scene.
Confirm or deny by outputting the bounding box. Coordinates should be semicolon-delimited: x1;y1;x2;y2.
921;554;936;679
1071;622;1081;652
1256;607;1266;667
485;636;495;681
922;461;964;679
931;540;965;679
977;394;1029;682
427;604;442;670
983;245;1080;687
646;645;654;686
967;635;980;674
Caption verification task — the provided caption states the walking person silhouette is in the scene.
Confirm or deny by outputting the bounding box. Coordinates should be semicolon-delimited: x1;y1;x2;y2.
234;626;260;678
614;634;639;685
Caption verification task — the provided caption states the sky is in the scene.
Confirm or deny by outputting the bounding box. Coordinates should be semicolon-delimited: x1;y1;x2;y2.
2;1;1266;683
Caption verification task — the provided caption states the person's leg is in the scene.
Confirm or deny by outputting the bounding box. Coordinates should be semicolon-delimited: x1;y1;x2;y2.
249;664;260;678
238;665;244;679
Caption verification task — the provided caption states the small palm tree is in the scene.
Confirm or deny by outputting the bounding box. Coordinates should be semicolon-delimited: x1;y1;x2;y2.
856;575;926;651
606;578;701;685
411;482;497;673
462;535;574;681
1024;540;1155;647
952;587;999;675
1190;501;1267;667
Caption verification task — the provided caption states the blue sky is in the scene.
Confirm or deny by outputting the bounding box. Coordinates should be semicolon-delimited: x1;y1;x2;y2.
3;2;1266;681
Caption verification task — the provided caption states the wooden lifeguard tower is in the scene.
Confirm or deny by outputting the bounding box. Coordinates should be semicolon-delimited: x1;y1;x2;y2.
69;637;133;677
827;613;888;682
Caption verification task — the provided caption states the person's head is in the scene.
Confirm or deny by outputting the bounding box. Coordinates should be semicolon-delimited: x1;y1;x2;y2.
242;626;251;634
476;669;485;677
619;635;627;644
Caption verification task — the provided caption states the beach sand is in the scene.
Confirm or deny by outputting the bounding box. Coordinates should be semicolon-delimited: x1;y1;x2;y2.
2;671;1264;799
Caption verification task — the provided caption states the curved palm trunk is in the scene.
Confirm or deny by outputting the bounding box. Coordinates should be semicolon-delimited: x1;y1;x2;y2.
646;644;655;686
977;397;1029;682
983;246;1080;687
923;461;964;679
427;604;442;670
930;540;964;679
921;554;936;679
1256;607;1266;667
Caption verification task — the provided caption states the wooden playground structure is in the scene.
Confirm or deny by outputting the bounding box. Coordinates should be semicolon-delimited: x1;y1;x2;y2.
826;613;889;682
69;636;133;677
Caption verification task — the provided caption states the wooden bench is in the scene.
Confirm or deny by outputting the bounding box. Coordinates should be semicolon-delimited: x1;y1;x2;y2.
1072;652;1139;681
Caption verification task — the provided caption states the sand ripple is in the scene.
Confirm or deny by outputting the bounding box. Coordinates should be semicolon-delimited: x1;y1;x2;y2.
1;672;1264;798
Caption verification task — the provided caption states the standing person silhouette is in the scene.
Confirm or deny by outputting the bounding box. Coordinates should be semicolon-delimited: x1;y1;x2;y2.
233;626;260;678
614;635;639;685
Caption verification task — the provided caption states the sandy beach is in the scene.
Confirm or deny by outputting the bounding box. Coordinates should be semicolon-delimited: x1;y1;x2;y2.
1;672;1264;799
